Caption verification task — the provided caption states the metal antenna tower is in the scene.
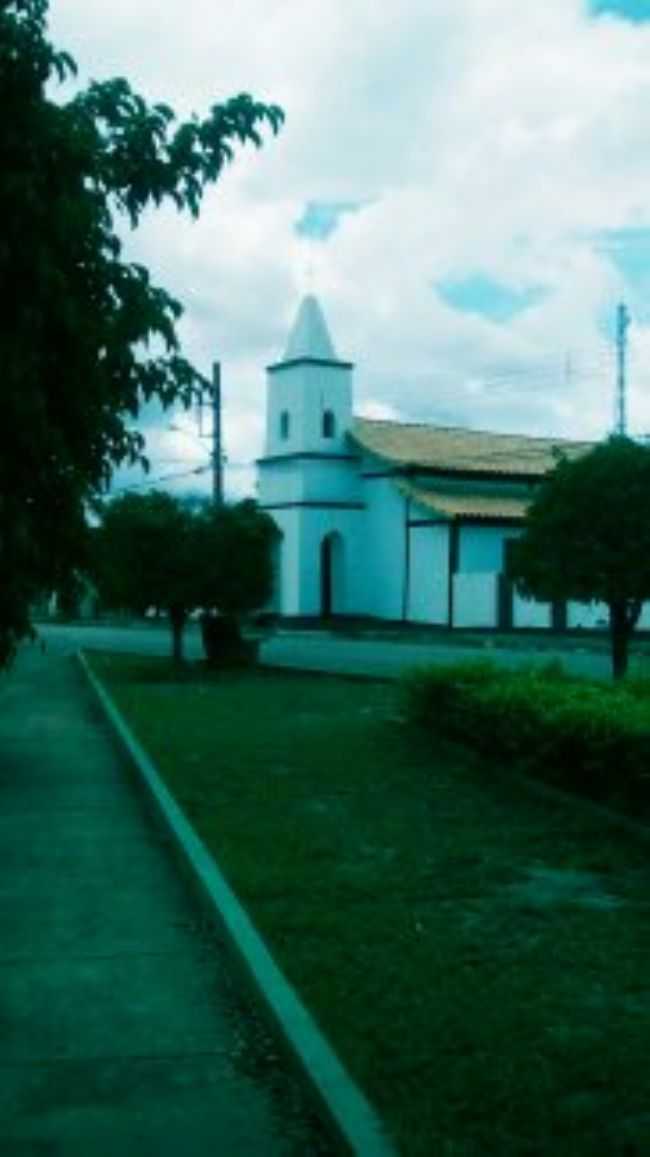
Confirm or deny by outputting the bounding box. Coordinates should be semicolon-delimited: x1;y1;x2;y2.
616;302;630;435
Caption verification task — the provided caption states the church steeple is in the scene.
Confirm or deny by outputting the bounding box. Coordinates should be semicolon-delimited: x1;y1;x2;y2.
263;295;354;457
283;295;338;362
268;295;352;372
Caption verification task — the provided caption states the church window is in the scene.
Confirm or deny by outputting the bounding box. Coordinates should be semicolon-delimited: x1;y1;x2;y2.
280;410;290;440
322;409;336;438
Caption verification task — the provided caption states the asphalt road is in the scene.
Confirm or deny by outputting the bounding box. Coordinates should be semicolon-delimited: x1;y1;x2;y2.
35;621;650;681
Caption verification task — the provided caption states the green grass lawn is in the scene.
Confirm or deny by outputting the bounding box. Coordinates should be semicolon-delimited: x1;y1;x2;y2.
90;653;650;1157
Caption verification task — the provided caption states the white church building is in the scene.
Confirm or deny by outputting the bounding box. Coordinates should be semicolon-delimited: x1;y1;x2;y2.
257;295;613;632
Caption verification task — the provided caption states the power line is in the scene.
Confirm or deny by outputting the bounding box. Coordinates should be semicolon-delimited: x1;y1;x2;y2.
108;453;254;499
109;463;212;496
462;367;612;393
396;349;616;397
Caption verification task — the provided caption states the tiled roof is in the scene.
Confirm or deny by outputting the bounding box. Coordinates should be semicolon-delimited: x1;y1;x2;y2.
351;417;593;477
398;480;530;522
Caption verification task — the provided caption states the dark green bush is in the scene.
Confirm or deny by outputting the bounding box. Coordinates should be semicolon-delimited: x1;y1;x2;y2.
402;663;650;815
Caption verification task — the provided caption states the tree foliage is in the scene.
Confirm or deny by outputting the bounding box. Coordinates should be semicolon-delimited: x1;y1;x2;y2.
0;0;283;664
194;499;277;617
508;436;650;677
92;492;278;663
91;492;196;622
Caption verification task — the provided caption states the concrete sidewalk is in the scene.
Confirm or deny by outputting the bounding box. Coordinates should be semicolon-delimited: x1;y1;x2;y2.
0;647;333;1156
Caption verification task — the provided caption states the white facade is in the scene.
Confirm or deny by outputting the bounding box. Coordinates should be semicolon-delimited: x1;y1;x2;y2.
257;296;625;633
258;296;365;618
406;524;449;625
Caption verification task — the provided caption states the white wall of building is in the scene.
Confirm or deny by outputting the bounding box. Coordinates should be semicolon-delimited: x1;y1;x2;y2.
407;524;449;624
263;505;366;617
458;525;520;573
295;507;366;615
453;573;498;627
258;459;303;506
567;601;609;629
269;508;302;616
513;594;552;629
259;456;361;507
360;472;408;620
265;362;353;458
301;458;362;504
637;603;650;630
567;601;650;632
261;298;649;635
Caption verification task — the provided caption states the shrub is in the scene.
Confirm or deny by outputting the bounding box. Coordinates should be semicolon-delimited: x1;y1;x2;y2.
403;660;499;724
402;663;650;816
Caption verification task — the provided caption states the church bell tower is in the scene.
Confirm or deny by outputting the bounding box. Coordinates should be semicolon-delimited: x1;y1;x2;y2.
257;296;361;617
263;294;353;458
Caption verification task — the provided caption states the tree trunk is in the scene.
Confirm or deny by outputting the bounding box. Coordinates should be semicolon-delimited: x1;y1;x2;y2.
169;606;187;667
609;600;630;680
200;612;247;667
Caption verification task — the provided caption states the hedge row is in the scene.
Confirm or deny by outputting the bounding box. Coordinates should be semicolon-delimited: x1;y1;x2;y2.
402;661;650;815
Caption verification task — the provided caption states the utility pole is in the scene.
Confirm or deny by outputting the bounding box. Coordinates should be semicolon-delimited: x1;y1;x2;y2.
615;302;630;436
212;360;223;507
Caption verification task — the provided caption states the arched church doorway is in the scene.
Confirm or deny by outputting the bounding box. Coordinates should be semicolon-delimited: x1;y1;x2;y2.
320;532;344;617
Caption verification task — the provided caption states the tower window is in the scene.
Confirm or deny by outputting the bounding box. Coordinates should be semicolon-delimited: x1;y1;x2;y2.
322;409;336;439
280;410;290;440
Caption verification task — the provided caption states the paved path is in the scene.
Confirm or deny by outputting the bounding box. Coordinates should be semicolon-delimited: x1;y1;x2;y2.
0;646;333;1156
261;633;621;681
38;621;650;681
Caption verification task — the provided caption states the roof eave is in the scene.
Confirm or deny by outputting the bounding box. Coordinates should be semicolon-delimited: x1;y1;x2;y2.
358;459;546;485
267;356;354;373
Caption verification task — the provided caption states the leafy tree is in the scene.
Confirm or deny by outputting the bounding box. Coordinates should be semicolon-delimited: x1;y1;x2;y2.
91;492;195;663
508;437;650;678
55;569;94;620
194;499;278;660
195;499;277;619
92;491;277;664
0;0;283;665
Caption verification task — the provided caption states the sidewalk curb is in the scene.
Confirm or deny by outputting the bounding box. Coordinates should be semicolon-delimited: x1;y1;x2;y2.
77;651;397;1157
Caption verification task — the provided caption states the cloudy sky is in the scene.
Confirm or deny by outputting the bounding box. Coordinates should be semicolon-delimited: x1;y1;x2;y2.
48;0;650;498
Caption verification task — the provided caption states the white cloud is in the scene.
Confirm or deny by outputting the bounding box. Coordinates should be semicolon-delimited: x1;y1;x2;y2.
47;0;650;493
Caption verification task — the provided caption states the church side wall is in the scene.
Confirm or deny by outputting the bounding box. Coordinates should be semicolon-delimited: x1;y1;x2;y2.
454;525;510;628
453;524;550;629
407;525;449;624
637;604;650;630
567;601;609;629
458;525;516;573
360;476;409;620
454;574;499;628
512;594;552;629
